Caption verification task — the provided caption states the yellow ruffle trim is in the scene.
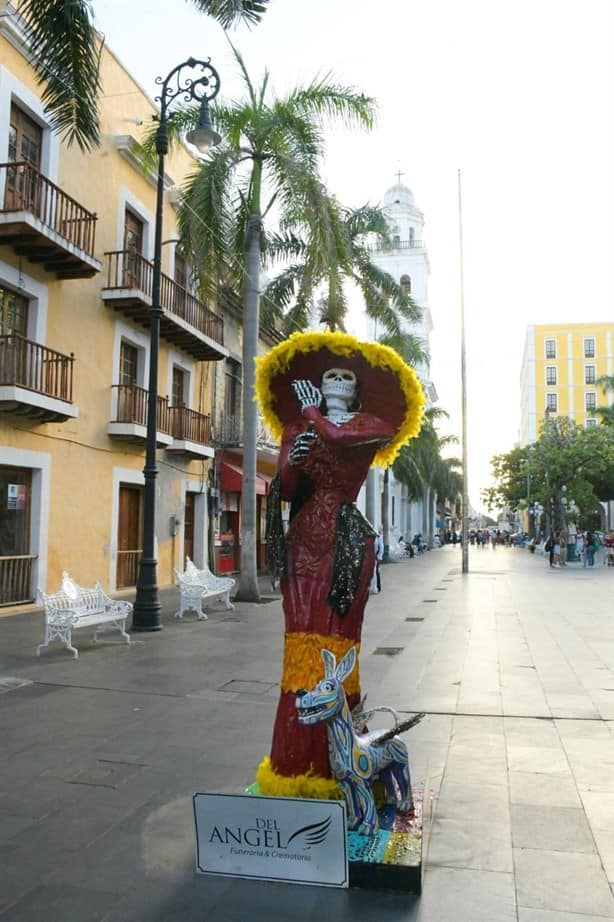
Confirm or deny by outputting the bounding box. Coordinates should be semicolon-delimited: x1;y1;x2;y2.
256;757;342;800
281;632;360;696
254;330;425;468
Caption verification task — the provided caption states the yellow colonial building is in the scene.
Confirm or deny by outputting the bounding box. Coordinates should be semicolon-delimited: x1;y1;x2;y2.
0;11;230;606
520;322;614;445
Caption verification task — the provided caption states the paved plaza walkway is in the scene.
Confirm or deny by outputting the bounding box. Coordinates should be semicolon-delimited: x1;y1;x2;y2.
0;544;613;921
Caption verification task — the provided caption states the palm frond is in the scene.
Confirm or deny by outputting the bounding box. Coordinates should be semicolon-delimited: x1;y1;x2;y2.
18;0;102;150
284;79;377;131
189;0;270;28
378;332;430;367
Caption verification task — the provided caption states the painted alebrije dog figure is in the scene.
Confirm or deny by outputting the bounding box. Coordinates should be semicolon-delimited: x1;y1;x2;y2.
295;647;414;836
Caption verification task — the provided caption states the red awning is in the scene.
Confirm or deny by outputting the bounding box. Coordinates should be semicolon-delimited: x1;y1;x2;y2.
220;462;269;495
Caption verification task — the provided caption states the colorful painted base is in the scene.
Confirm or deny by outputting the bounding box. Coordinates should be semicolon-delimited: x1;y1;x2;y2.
347;788;427;894
245;783;430;894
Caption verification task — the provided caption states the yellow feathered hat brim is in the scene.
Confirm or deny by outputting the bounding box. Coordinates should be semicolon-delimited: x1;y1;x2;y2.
254;330;425;468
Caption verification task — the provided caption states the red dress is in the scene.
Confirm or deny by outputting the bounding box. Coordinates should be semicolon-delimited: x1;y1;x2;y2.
270;406;394;780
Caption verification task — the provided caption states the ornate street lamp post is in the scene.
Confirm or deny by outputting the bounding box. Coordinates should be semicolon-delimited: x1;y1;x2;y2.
132;58;221;632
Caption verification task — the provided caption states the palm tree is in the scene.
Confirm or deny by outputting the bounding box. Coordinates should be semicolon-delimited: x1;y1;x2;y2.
596;374;614;426
263;202;422;336
393;407;460;547
173;46;376;600
16;0;271;150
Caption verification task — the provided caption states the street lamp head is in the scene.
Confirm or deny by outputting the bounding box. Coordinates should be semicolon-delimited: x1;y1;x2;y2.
186;96;222;152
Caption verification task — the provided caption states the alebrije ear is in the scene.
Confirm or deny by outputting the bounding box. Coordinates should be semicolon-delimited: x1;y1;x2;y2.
335;646;357;684
321;649;336;678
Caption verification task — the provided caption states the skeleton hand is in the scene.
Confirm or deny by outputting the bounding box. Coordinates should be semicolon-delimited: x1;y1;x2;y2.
288;430;318;466
292;379;322;411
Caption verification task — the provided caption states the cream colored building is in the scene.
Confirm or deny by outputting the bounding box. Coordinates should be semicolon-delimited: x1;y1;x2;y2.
0;12;228;606
520;322;614;445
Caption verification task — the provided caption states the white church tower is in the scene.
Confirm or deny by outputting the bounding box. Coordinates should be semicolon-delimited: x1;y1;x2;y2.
364;174;438;549
367;175;435;400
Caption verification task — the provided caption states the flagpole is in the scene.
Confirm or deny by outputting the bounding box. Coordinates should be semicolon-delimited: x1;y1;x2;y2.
458;168;469;574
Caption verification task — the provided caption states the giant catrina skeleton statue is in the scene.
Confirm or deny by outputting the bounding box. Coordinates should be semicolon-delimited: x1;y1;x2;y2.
254;331;424;800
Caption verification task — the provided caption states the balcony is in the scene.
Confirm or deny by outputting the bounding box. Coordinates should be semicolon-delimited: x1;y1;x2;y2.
214;413;279;463
167;406;213;459
0;162;101;278
366;238;424;253
0;334;78;422
102;251;227;361
108;384;172;446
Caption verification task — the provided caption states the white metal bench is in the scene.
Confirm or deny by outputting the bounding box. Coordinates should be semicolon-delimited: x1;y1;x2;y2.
37;571;132;659
173;557;235;620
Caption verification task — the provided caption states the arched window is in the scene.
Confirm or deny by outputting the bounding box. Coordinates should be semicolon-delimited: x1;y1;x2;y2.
392;234;400;248
400;274;411;295
409;227;415;244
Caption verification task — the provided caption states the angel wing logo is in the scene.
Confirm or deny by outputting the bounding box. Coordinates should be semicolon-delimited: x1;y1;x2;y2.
285;815;332;849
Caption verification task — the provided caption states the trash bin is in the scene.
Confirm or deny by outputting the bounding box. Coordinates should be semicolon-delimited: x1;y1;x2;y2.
566;542;576;562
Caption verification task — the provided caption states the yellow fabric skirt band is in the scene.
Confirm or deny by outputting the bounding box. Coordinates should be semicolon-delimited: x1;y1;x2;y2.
280;632;361;695
256;757;342;800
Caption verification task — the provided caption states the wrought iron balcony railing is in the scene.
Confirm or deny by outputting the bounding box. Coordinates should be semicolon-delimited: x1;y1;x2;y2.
103;250;224;353
170;405;212;445
0;334;74;401
0;162;99;277
111;384;170;433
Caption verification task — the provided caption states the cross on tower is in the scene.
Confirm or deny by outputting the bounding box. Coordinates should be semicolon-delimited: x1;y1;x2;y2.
395;168;404;185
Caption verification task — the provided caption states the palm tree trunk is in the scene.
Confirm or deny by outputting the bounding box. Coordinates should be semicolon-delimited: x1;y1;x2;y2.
422;487;429;539
236;213;263;601
428;489;435;548
382;467;390;562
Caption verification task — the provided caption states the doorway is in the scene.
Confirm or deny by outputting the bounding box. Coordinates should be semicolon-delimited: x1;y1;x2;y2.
183;491;197;564
117;485;142;587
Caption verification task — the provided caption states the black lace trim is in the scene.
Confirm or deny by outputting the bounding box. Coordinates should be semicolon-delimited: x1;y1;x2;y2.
327;502;376;617
265;473;286;580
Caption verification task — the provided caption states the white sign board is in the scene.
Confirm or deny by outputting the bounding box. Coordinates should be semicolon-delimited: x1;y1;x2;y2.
193;792;348;888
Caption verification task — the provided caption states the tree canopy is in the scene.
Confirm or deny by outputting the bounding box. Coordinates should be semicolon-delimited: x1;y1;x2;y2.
482;415;614;529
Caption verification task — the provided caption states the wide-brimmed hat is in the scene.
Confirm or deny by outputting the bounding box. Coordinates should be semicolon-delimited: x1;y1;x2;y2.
255;330;425;467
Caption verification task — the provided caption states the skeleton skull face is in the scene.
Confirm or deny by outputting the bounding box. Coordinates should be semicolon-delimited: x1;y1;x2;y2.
321;367;357;402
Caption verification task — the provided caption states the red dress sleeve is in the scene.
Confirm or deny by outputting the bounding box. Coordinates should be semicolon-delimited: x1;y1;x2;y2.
302;406;395;445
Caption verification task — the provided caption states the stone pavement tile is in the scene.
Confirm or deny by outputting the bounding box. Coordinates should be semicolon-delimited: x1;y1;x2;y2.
514;848;614;917
555;718;612;740
452;715;504;735
9;802;127;855
507;745;571;774
0;883;119;922
504;717;560;747
442;753;508;788
509;772;581;807
519;910;614;922
510;804;595;853
562;756;614;793
415;866;516;922
592;827;614;885
579;790;614;829
428;817;513;872
435;782;510;824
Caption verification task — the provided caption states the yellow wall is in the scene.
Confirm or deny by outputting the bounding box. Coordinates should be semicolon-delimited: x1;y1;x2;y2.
0;32;219;596
532;322;613;433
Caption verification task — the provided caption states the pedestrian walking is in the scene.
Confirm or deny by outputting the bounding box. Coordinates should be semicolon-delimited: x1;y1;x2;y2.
371;529;384;593
545;530;556;567
575;531;584;564
584;531;596;567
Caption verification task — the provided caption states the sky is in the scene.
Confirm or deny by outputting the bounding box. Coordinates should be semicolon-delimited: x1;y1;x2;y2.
93;0;614;511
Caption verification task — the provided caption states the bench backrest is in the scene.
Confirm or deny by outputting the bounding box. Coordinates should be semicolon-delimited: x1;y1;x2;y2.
39;571;104;616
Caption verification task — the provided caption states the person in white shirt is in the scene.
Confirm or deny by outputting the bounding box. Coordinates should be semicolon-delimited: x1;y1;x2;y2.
371;529;384;593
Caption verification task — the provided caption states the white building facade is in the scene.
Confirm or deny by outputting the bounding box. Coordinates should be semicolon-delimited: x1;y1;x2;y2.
363;178;438;548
